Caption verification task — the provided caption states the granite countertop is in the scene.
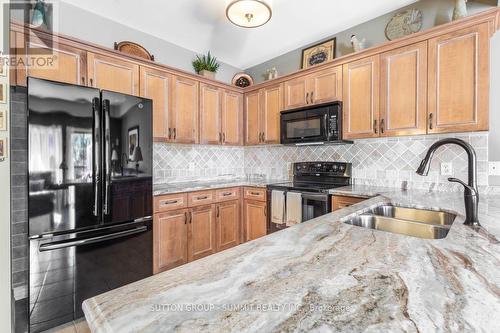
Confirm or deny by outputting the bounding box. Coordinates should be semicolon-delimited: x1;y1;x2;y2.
153;178;288;196
83;186;500;333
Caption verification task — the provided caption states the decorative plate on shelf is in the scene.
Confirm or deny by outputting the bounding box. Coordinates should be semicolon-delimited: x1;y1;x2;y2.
114;41;155;61
232;73;254;88
385;9;423;41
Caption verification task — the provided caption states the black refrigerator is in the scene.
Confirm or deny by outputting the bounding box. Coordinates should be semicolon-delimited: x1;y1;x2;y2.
27;77;153;332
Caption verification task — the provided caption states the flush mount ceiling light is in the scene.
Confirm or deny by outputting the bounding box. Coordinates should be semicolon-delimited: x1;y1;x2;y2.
226;0;272;28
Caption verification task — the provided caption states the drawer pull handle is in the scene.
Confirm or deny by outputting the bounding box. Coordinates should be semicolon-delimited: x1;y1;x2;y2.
196;195;209;200
222;192;233;196
250;191;261;196
162;199;178;205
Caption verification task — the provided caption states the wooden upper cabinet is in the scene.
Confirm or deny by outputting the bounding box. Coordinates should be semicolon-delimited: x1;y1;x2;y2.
87;52;139;95
261;84;283;144
188;205;217;261
140;67;172;141
199;83;222;144
284;76;308;110
428;23;489;133
222;90;244;145
380;42;428;137
171;76;199;144
154;209;188;273
244;199;267;241
342;55;380;139
216;201;240;252
16;32;87;86
307;66;343;105
245;90;261;145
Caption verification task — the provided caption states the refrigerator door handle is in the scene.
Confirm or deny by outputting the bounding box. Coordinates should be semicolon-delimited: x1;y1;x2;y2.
103;99;111;216
92;97;101;217
39;226;148;251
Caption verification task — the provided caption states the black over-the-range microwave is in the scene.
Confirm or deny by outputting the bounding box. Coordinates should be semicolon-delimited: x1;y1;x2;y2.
280;101;353;145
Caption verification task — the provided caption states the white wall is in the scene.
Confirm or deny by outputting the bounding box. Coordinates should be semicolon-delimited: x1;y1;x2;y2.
54;2;242;84
0;0;12;331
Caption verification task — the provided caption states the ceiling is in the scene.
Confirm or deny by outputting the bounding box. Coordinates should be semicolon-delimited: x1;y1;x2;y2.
61;0;418;69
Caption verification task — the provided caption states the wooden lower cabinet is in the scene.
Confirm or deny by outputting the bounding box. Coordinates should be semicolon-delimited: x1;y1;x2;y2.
216;200;240;251
153;209;188;274
188;204;217;261
332;195;368;211
244;199;267;241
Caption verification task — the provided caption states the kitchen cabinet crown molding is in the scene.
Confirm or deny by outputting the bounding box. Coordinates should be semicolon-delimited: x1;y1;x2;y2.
10;20;244;93
243;8;499;93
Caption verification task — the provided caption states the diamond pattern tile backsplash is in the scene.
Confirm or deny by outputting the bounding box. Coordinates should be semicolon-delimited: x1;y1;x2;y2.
154;132;489;191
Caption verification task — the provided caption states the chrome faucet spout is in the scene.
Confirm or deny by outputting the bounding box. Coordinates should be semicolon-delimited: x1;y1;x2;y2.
416;138;480;226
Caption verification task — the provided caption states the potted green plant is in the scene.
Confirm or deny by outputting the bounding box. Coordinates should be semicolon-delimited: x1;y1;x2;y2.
192;51;220;79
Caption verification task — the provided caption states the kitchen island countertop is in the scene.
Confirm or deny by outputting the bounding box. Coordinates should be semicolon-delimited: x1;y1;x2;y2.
83;186;500;332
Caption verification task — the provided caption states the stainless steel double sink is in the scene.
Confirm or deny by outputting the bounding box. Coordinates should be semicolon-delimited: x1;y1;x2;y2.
343;204;457;239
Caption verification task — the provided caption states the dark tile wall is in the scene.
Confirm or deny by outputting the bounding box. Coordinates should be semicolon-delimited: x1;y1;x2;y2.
10;86;28;333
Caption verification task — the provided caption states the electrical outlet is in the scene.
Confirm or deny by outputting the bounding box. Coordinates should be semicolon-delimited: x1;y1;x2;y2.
440;162;453;176
489;162;500;176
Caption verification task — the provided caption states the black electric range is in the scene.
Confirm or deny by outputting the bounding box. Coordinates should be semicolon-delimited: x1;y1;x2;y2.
267;162;352;232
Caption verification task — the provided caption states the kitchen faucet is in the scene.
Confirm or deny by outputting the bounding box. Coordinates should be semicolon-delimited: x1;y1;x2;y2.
416;138;480;226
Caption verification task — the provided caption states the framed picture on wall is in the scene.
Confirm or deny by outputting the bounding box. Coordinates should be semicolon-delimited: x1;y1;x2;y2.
301;38;336;69
0;84;6;104
128;126;139;160
0;110;6;131
0;137;7;160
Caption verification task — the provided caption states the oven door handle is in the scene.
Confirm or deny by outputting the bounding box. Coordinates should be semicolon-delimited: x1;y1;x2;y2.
300;192;329;202
39;226;148;251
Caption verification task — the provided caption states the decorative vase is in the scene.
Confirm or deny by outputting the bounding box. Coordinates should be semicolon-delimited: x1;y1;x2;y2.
452;0;467;21
200;70;215;80
31;0;47;27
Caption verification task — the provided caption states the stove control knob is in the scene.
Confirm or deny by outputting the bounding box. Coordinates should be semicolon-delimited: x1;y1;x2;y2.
332;164;338;171
338;164;345;172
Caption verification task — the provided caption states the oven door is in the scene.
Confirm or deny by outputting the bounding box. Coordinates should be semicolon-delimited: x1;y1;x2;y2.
302;192;331;222
280;107;330;144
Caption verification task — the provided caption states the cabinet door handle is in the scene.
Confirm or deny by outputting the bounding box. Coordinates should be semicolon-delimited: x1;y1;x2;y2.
429;113;433;130
219;132;222;143
189;212;192;224
373;120;378;134
380;119;385;134
168;128;172;140
216;206;219;218
81;77;85;85
223;133;225;143
89;78;93;86
173;128;176;140
306;92;309;104
161;199;178;205
184;212;188;224
310;91;314;104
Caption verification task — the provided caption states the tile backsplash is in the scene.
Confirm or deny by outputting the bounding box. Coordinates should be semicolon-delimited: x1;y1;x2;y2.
154;132;489;191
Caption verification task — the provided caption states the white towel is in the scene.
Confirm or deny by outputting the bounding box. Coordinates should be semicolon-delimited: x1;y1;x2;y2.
271;190;286;224
286;192;302;226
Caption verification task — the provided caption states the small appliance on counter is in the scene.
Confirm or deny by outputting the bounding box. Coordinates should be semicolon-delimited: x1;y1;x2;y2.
267;161;352;233
27;77;153;332
280;101;353;146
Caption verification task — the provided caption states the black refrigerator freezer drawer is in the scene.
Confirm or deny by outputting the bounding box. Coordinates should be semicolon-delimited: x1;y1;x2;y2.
28;220;153;333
